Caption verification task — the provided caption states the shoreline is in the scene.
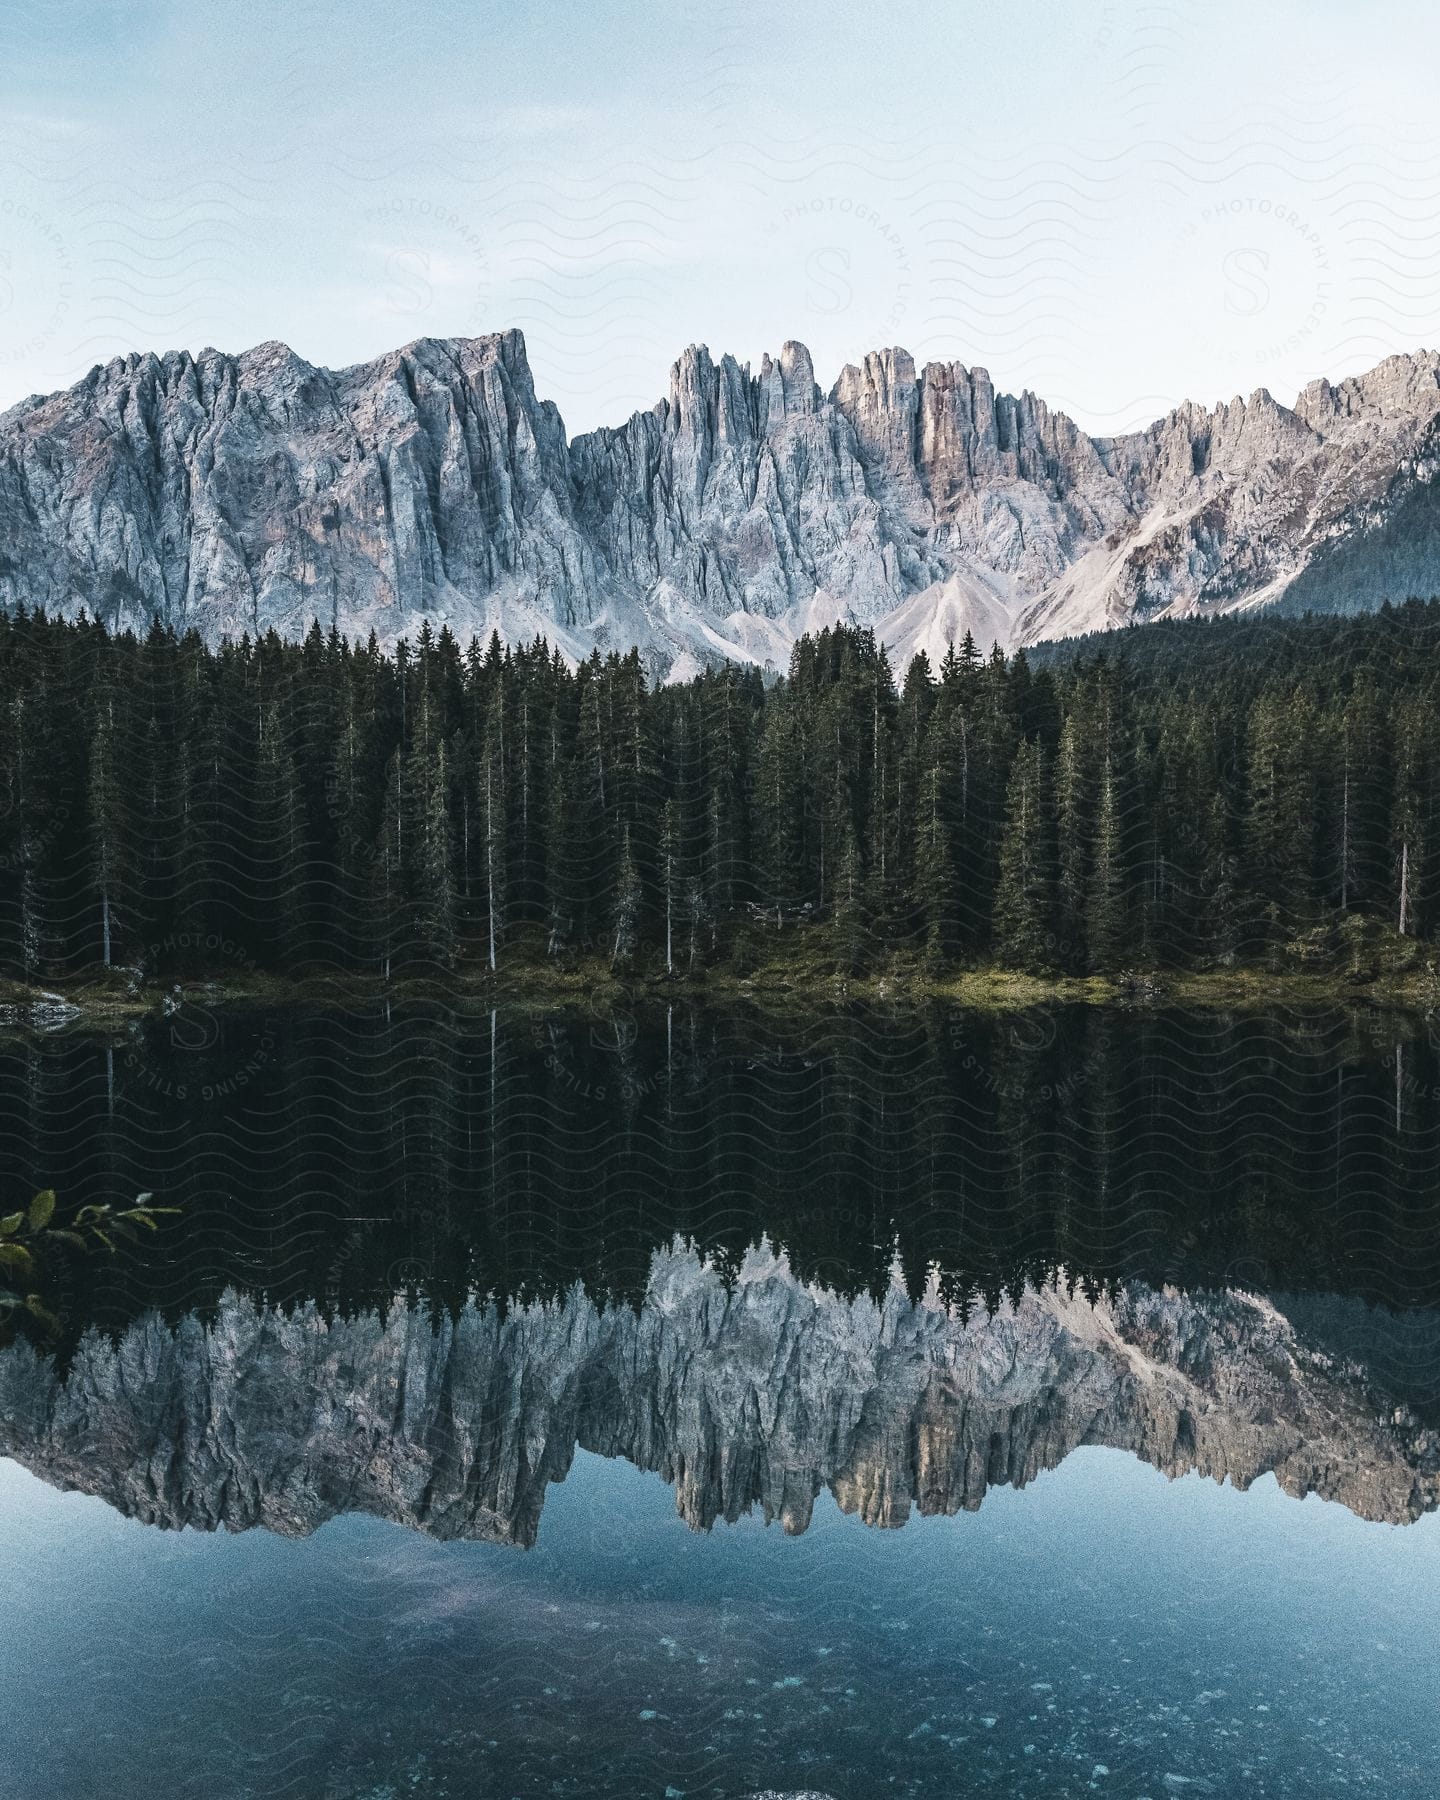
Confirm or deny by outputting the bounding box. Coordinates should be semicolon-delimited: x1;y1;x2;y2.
3;955;1439;1034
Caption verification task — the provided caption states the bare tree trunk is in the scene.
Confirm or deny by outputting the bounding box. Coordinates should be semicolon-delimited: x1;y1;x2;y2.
485;761;497;974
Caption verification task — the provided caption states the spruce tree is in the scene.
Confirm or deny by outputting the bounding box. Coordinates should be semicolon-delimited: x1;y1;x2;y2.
611;824;643;966
832;815;866;975
411;736;456;967
1393;697;1431;937
88;698;126;967
544;747;577;957
328;693;372;968
993;740;1056;970
755;701;803;927
1053;711;1090;973
476;708;507;972
253;699;306;967
659;798;679;975
371;749;406;978
915;762;953;968
1084;750;1128;973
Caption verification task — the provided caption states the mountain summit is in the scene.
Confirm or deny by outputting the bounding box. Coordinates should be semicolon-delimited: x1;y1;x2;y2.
4;330;1439;671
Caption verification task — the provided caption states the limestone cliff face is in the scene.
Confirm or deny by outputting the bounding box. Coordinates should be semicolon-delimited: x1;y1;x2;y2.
2;1246;1434;1543
1023;354;1440;639
0;333;599;649
4;332;1440;673
570;341;895;638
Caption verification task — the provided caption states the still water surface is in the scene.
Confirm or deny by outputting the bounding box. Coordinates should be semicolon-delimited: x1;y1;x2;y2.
1;1003;1438;1797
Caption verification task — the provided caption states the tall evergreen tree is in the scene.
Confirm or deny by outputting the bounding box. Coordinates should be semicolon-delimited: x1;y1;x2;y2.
832;815;866;975
1053;711;1091;973
371;749;406;978
474;708;507;972
993;741;1056;969
611;824;643;966
755;702;804;927
1085;749;1128;973
87;698;126;967
658;798;679;976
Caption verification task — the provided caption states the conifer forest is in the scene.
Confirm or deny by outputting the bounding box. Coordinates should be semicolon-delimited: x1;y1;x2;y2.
4;599;1440;984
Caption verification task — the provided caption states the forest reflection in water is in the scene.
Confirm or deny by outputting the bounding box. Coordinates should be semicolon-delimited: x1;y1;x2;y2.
0;999;1438;1542
4;1000;1440;1800
2;998;1440;1317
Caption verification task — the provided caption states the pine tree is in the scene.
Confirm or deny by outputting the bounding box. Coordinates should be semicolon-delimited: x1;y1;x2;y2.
88;698;126;967
476;707;507;972
171;645;223;947
1053;711;1090;973
915;762;953;967
327;689;372;967
253;699;306;966
1201;787;1240;966
371;749;406;978
756;701;803;927
411;736;456;967
659;799;679;975
1393;697;1431;937
1334;677;1390;916
576;660;615;933
511;668;539;919
993;740;1055;969
12;602;1440;989
611;824;643;966
1085;749;1127;973
1245;689;1318;939
832;815;867;974
544;746;576;957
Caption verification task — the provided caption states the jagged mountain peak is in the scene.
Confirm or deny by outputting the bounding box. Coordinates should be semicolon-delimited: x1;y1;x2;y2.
3;331;1440;672
2;1247;1434;1543
236;337;312;368
359;327;531;371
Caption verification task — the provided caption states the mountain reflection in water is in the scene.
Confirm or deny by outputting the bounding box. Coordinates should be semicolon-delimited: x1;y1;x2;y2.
4;1002;1440;1800
3;1241;1437;1543
2;1001;1439;1537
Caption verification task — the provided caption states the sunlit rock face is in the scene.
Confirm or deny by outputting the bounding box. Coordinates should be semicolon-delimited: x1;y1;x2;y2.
2;1245;1436;1542
4;331;1440;673
0;333;599;653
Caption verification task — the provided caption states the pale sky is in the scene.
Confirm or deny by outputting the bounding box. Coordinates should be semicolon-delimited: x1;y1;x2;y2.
3;0;1439;439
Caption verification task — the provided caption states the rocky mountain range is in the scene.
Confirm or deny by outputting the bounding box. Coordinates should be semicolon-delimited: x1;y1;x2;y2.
2;1245;1435;1541
3;331;1440;676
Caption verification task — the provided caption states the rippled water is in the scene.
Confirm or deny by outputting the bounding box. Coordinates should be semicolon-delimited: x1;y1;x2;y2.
2;1002;1439;1798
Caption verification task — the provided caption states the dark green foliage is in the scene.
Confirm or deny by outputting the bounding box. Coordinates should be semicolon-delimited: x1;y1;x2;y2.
993;741;1055;969
1;1189;180;1345
3;599;1440;979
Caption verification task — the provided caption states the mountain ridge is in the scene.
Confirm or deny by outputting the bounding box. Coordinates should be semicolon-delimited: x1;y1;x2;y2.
3;1245;1435;1543
3;329;1439;674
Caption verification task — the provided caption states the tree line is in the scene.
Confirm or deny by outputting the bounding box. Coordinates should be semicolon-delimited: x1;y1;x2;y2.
2;598;1440;981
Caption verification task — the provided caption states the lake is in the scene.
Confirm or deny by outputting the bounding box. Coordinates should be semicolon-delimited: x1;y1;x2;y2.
2;1001;1439;1798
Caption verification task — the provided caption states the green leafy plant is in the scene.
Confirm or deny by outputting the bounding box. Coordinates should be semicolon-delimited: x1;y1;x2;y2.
0;1190;180;1338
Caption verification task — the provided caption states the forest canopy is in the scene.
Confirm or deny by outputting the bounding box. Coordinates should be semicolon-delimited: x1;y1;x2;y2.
3;599;1440;982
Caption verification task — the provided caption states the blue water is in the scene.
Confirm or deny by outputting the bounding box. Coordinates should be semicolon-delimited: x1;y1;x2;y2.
4;1445;1437;1799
